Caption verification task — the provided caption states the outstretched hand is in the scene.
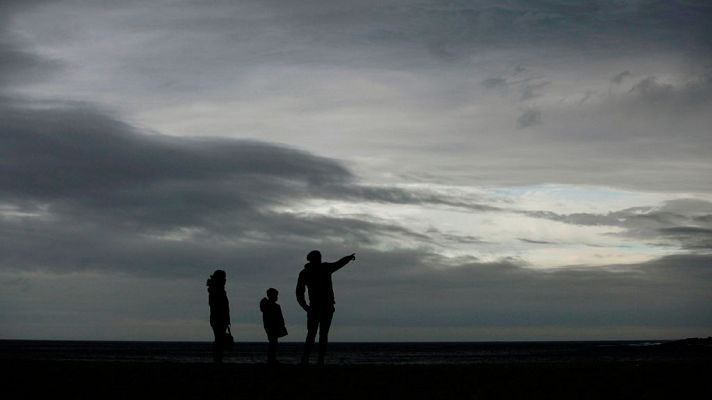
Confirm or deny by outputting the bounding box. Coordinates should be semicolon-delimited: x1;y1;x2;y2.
349;253;356;261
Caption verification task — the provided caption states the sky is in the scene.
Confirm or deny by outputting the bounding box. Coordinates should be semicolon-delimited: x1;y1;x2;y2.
1;0;711;342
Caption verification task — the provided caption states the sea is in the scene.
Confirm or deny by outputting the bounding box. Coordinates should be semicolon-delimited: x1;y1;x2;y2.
2;340;703;365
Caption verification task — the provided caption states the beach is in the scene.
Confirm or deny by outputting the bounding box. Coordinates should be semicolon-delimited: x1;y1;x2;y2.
4;358;711;400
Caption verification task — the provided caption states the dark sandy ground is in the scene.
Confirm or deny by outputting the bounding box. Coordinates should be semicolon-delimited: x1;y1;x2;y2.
3;358;711;400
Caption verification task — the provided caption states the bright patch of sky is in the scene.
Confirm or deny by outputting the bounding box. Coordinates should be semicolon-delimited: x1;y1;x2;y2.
274;183;679;268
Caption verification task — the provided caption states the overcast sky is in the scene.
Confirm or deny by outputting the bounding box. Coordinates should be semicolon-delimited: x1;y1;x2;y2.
1;0;711;342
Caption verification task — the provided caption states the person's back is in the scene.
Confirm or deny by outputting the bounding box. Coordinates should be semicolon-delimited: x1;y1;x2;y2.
209;285;230;327
298;262;335;309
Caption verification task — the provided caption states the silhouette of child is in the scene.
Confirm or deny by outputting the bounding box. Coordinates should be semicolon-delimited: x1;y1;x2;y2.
260;288;288;364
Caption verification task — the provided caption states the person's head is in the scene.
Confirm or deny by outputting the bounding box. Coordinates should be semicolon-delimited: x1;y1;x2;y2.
306;250;321;264
267;288;278;301
207;269;226;288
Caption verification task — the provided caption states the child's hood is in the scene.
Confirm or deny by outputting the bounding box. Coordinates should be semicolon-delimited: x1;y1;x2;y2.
259;297;269;312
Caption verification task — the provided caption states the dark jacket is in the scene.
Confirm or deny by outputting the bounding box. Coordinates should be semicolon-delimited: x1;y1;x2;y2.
208;286;230;327
260;298;287;338
296;255;353;310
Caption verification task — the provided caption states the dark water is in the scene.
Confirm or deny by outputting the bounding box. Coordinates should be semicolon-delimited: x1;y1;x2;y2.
0;340;709;365
0;340;705;365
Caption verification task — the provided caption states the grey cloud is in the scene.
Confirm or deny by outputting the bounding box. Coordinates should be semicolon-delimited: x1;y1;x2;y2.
0;102;492;277
577;90;594;106
660;227;712;235
7;0;711;194
3;232;711;340
695;215;712;223
525;199;712;251
20;0;712;87
437;233;487;245
625;74;712;114
463;68;712;191
257;0;712;57
335;252;712;336
0;102;355;229
0;101;508;242
335;185;503;213
0;28;504;277
403;2;707;57
611;70;632;85
518;238;556;245
658;227;712;250
520;81;550;101
481;77;507;89
0;1;60;89
0;40;403;278
0;208;400;277
0;41;60;89
517;108;542;128
0;0;50;22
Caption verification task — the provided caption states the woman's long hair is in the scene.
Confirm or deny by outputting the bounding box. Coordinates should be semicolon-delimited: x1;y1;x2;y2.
207;269;226;289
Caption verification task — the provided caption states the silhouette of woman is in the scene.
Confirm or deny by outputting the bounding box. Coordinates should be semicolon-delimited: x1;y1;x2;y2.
207;269;230;364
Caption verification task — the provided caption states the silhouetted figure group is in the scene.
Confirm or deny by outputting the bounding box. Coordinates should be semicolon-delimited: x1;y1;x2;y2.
207;250;356;365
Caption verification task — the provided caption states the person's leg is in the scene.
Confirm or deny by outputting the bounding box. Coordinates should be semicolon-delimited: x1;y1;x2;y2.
301;310;319;364
212;325;224;364
317;309;334;365
267;335;278;364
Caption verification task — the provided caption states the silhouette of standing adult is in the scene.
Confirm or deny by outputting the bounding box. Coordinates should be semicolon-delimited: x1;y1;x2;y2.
207;270;231;364
296;250;356;365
